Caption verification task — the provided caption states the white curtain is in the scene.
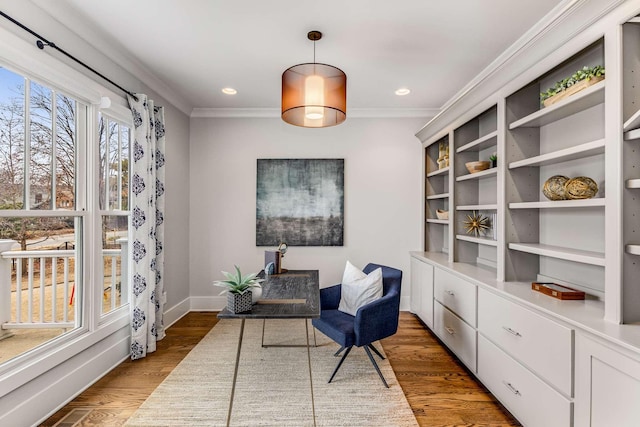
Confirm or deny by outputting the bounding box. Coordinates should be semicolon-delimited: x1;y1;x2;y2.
127;94;166;360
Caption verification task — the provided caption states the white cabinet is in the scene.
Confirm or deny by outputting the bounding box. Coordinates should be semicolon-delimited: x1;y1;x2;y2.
575;333;640;427
434;300;476;371
410;256;434;327
478;288;573;396
478;335;571;427
434;268;477;327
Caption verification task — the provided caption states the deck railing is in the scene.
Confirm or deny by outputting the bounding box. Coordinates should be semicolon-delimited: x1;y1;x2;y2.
0;239;128;339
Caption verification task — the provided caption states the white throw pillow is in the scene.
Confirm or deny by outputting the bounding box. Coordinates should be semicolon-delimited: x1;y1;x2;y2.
338;261;383;316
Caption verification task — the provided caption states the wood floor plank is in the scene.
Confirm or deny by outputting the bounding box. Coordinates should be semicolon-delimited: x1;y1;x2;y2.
41;311;520;426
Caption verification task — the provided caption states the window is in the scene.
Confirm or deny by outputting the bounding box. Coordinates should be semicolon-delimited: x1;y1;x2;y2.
0;66;86;365
99;113;130;315
0;63;131;366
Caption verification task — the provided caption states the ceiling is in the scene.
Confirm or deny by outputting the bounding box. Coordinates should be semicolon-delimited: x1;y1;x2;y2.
36;0;566;115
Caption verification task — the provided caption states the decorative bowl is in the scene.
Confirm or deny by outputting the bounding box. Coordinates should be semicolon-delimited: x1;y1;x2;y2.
465;161;490;174
435;209;448;220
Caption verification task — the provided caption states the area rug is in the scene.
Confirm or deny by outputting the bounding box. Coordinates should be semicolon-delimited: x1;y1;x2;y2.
125;318;418;427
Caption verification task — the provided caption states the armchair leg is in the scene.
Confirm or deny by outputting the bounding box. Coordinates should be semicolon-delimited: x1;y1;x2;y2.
367;343;385;360
364;346;389;388
334;346;346;357
328;346;352;383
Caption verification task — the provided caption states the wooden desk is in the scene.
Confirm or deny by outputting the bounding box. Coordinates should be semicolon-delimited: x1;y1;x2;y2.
217;270;320;426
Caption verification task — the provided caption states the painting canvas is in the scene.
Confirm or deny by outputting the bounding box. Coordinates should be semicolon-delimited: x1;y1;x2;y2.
256;159;344;246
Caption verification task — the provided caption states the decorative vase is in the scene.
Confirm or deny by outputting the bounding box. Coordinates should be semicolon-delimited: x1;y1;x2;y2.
227;291;252;313
490;159;497;168
251;287;262;304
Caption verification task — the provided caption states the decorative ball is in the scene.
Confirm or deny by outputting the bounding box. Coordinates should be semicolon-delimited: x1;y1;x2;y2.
565;176;598;199
543;175;569;200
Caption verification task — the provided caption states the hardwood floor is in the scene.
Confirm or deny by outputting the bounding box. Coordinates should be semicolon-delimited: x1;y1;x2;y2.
41;311;519;426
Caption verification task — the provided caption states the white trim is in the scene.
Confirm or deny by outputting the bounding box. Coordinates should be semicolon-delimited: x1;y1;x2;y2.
163;297;192;328
415;0;626;142
190;295;226;311
190;107;439;119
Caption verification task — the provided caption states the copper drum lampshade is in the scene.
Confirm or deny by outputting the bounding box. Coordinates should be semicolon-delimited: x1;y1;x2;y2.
282;31;347;128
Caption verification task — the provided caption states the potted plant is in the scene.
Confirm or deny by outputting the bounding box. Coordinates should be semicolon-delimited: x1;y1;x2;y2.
489;153;497;168
213;265;263;313
540;65;605;107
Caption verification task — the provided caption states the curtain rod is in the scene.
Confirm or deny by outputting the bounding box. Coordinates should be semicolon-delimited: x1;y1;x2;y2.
0;10;139;102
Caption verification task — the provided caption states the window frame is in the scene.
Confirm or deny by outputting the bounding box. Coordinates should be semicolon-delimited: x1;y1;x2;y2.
0;24;133;382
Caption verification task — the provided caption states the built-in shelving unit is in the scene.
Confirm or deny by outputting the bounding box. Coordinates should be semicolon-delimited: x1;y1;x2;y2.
424;135;451;255
504;38;606;299
414;9;640;426
452;105;499;273
621;20;640;322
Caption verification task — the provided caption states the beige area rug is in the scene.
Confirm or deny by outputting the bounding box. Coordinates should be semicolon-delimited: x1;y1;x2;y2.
125;318;418;427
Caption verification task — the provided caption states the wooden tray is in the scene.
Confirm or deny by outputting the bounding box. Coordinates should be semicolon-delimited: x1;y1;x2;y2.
532;282;585;300
542;76;604;107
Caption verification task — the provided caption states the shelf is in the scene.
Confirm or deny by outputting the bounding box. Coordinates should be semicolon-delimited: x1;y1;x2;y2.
509;198;605;209
626;179;640;189
427;192;449;200
626;245;640;256
624;128;640;141
427;219;449;225
457;204;498;211
509;80;605;129
508;139;605;169
456;168;497;182
456;234;498;246
427;167;449;178
624;107;640;132
508;242;605;266
456;130;498;153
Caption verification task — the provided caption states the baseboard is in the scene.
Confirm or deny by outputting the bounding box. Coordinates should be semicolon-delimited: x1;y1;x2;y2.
26;330;130;427
400;296;411;311
163;297;191;328
189;295;226;311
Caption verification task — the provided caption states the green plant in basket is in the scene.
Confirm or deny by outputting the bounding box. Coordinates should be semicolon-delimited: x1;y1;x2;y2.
213;265;263;295
540;65;605;103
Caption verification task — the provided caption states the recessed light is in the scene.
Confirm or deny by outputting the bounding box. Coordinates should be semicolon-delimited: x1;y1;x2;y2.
222;87;237;95
395;88;411;96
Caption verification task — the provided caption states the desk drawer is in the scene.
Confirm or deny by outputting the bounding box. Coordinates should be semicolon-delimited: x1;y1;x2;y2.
434;268;477;327
434;301;476;372
478;335;571;427
478;288;573;396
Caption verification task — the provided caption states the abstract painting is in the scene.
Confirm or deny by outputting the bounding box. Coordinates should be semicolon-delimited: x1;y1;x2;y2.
256;159;344;246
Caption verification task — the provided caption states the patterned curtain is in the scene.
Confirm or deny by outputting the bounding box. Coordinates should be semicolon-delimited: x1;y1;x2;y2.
127;94;166;360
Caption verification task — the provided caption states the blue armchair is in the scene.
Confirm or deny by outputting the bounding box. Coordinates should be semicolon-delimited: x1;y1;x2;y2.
311;263;402;388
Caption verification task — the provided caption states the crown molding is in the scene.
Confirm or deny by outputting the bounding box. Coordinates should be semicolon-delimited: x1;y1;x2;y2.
191;107;439;119
416;0;625;142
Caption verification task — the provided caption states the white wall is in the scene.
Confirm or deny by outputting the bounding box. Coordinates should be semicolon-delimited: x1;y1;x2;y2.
189;116;424;308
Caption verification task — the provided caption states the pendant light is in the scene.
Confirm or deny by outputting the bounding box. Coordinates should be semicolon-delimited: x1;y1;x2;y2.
282;31;347;128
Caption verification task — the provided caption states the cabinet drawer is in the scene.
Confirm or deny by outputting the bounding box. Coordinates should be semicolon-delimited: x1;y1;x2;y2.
434;268;477;327
478;288;573;396
478;335;571;427
434;301;476;371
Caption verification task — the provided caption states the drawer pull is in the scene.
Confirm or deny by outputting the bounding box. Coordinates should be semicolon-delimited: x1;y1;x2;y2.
502;326;522;337
445;326;455;335
502;381;521;396
445;290;455;296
